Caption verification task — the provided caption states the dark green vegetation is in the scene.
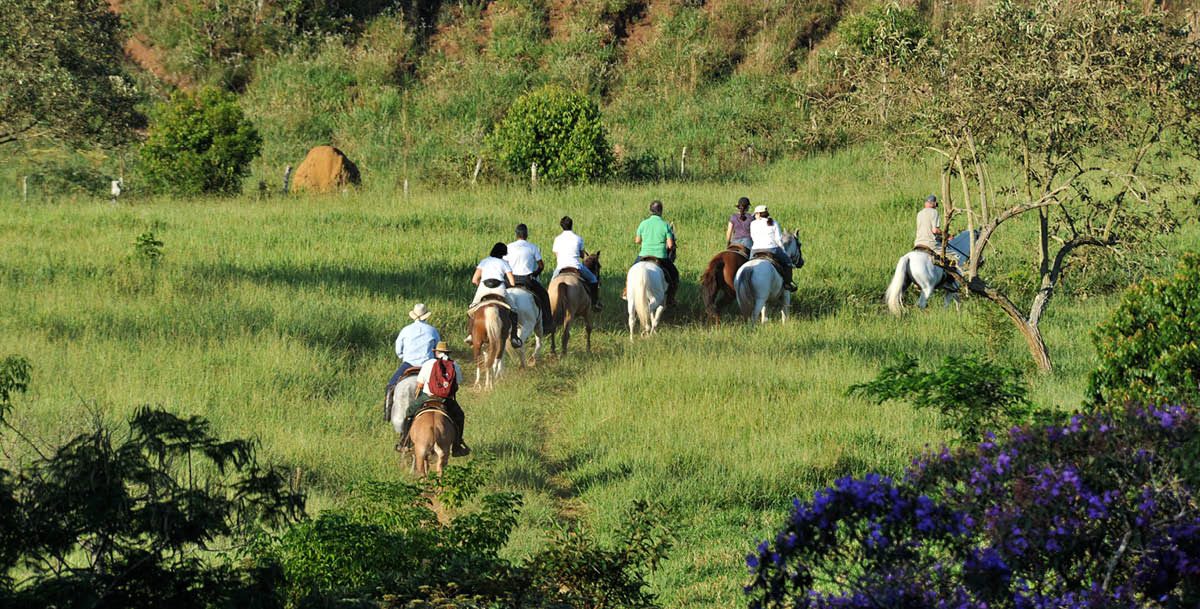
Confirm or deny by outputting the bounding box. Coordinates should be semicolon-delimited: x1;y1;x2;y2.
138;90;263;195
490;85;613;183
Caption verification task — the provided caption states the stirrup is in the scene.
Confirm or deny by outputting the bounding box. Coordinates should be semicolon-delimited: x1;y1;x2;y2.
452;442;471;457
511;337;524;348
784;282;798;292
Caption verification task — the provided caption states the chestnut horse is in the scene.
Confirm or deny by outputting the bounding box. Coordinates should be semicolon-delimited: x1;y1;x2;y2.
408;405;455;477
548;252;601;356
469;302;509;389
700;246;749;322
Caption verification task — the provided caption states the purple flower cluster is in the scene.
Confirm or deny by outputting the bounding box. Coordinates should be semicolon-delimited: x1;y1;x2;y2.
746;406;1200;609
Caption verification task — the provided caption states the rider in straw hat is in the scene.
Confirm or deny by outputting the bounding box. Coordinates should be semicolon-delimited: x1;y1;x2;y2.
385;303;441;400
409;340;469;456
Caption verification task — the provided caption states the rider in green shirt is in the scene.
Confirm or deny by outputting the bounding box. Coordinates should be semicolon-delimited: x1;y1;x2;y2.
634;200;679;305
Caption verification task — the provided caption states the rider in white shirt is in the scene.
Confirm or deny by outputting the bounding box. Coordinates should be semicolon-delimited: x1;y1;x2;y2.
749;205;798;292
552;216;601;310
470;242;523;348
506;223;553;333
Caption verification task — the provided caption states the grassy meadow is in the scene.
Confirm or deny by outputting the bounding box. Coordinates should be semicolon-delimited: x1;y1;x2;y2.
0;148;1189;608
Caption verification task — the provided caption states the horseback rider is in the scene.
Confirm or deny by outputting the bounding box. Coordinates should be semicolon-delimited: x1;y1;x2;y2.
634;200;679;306
726;197;753;251
749;204;798;292
914;194;942;253
506;223;553;334
406;340;469;456
552;216;602;310
469;242;523;349
384;302;440;409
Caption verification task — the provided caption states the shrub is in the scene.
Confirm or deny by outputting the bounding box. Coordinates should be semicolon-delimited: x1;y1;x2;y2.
139;89;262;196
1089;253;1200;408
745;405;1200;609
849;354;1033;443
490;85;613;183
837;2;929;62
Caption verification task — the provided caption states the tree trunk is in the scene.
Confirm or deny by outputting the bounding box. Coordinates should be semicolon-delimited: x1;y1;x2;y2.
962;276;1054;372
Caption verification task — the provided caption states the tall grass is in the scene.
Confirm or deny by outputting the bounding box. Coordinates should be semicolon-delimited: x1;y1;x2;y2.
0;149;1187;607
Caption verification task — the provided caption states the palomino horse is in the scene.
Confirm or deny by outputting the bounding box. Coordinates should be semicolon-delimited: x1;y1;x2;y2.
505;286;543;367
469;301;509;388
885;249;960;314
548;252;601;356
734;230;804;323
626;260;667;339
700;245;749;322
408;403;455;477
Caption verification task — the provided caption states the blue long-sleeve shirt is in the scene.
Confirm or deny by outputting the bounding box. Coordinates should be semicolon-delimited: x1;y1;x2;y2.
394;321;440;367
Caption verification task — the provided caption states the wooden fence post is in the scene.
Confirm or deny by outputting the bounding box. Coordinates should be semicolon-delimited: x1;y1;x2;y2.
282;165;292;194
403;179;409;198
531;162;538;187
680;147;687;177
22;176;28;204
472;157;482;185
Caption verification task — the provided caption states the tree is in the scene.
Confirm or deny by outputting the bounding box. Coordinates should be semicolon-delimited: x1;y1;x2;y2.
1089;254;1200;408
0;0;143;148
490;85;614;183
138;89;262;196
815;0;1200;370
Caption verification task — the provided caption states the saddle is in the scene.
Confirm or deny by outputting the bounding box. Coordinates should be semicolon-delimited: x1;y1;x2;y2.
384;368;421;422
752;250;788;274
557;267;581;276
400;366;420;380
913;245;958;271
726;244;750;259
468;294;511;316
637;255;666;267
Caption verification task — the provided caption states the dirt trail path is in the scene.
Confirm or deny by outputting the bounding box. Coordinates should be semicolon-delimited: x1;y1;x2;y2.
105;0;192;89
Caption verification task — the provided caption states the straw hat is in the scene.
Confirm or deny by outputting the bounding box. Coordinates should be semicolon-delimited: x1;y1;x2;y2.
408;303;432;321
753;204;769;215
433;340;451;353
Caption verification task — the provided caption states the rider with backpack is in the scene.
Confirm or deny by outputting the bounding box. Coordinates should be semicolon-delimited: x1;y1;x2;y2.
399;341;469;456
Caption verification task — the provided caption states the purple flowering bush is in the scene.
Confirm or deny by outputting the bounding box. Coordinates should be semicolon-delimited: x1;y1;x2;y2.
746;405;1200;608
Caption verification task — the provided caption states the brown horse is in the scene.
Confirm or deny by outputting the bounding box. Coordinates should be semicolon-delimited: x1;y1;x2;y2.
700;246;749;322
469;302;509;389
409;405;455;477
548;251;601;356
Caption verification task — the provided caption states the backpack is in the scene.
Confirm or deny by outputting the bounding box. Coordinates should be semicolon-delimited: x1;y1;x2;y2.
427;358;458;399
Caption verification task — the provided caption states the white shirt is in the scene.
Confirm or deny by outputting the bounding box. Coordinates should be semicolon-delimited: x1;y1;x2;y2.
417;356;464;397
505;239;542;276
476;256;513;283
552;230;585;270
914;207;940;249
750;218;784;250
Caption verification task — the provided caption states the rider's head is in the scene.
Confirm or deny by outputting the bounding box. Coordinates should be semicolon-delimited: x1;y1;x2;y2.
490;242;507;258
560;216;573;231
925;194;938;208
649;200;663;216
515;223;528;239
736;197;750;212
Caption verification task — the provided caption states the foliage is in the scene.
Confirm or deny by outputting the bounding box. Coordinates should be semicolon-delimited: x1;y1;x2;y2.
0;355;30;419
837;2;928;62
849;354;1033;443
134;232;165;265
814;0;1200;370
256;464;671;608
489;85;614;183
138;89;262;196
0;0;143;148
1089;253;1200;408
746;404;1200;609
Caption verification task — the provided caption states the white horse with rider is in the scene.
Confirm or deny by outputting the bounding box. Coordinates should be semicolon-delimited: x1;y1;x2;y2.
734;207;804;323
505;286;543;366
885;230;977;314
626;260;668;339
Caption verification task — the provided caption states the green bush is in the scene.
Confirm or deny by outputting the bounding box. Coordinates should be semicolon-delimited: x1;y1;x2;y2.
1088;253;1200;408
138;89;263;196
838;2;928;62
490;85;613;183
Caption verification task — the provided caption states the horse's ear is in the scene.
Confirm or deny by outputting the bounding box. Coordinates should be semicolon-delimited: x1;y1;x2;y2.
594;249;601;257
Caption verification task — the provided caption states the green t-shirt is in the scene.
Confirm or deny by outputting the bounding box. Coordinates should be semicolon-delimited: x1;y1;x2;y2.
636;215;672;258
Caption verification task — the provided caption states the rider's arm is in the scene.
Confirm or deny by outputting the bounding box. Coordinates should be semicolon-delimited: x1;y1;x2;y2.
535;259;544;276
667;236;675;251
725;221;733;244
505;271;517;286
471;267;482;286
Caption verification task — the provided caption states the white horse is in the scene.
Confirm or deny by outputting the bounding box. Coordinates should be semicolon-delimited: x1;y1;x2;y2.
884;250;961;314
734;231;803;323
505;287;543;367
626;261;667;339
388;374;422;435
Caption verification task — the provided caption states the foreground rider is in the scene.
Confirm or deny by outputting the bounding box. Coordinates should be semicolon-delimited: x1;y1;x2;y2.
749;204;798;292
552;216;602;310
726;197;753;250
634;200;679;306
914;194;942;253
470;242;523;348
506;223;553;333
411;341;470;456
384;302;440;407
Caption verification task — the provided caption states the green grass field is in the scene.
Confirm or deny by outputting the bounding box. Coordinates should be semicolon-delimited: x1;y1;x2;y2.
0;148;1187;608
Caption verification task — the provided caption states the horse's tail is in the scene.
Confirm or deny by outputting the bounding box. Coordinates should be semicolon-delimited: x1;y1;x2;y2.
628;264;651;331
700;258;721;319
886;253;911;316
734;265;755;319
552;282;569;328
484;305;505;362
